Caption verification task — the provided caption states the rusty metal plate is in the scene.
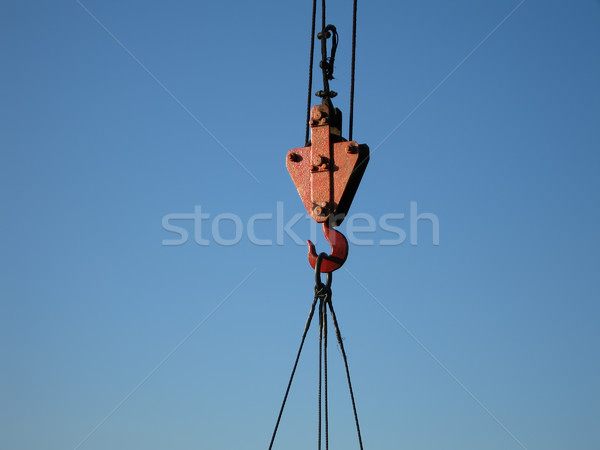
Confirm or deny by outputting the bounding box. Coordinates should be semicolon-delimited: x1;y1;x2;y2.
286;103;369;226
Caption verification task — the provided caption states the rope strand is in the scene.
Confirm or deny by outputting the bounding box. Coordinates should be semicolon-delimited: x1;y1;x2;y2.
318;298;323;450
349;0;358;141
323;295;329;450
306;0;360;141
328;298;364;450
305;0;318;145
268;295;319;450
268;270;364;450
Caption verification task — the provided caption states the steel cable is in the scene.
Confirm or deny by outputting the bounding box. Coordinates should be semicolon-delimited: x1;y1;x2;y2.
328;297;364;450
267;295;319;450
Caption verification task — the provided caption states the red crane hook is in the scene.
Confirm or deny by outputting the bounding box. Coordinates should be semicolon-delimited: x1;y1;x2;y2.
307;222;349;273
287;102;368;274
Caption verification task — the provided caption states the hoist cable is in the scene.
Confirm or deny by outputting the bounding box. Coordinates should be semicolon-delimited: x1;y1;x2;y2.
267;295;319;450
348;0;358;141
305;0;360;142
305;0;317;146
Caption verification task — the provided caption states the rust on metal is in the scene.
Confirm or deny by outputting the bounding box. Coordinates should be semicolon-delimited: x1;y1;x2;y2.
286;102;369;227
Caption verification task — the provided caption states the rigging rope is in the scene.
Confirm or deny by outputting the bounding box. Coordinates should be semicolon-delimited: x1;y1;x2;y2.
349;0;358;141
318;296;323;450
320;289;330;450
304;0;360;143
267;294;319;450
328;295;364;450
268;254;363;450
305;0;317;146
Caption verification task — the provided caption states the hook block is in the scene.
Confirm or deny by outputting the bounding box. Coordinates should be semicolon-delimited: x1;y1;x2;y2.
286;102;369;226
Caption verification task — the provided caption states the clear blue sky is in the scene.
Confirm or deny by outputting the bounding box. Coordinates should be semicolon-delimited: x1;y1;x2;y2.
1;1;599;449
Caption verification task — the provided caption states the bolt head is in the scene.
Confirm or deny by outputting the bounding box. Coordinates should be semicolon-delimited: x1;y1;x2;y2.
312;156;326;166
346;144;358;154
313;204;329;217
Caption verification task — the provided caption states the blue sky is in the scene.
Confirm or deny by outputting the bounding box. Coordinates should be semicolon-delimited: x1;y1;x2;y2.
1;1;599;449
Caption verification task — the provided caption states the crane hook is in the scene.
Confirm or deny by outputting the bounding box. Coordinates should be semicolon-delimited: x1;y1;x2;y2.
308;222;349;273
